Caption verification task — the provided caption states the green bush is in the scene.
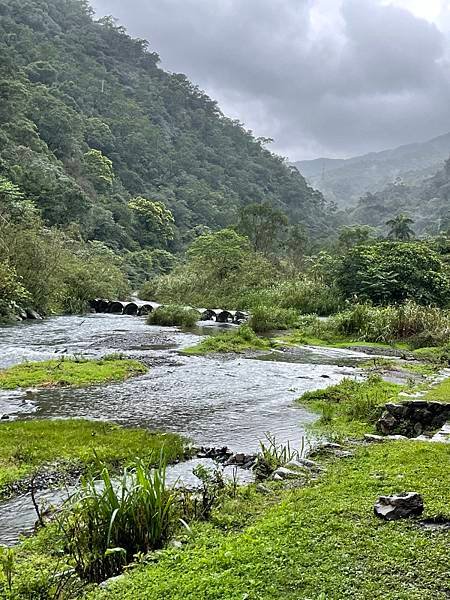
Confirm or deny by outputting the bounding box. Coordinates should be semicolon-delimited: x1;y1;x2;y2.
147;305;199;327
249;305;299;332
330;301;450;346
243;278;342;316
337;241;450;306
0;260;29;318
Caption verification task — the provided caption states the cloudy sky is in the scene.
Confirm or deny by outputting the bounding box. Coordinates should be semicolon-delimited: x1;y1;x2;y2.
91;0;450;160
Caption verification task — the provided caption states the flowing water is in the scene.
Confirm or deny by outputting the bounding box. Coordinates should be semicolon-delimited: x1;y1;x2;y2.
0;313;370;544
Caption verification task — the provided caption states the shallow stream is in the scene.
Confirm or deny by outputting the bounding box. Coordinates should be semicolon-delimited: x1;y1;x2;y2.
0;313;369;544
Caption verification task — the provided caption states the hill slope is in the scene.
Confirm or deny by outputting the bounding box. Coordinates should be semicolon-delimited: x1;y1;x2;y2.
348;158;450;236
0;0;331;253
295;132;450;207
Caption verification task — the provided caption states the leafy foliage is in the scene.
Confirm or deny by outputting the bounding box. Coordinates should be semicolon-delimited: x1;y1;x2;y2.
337;241;450;305
147;305;199;328
0;0;331;254
60;458;177;583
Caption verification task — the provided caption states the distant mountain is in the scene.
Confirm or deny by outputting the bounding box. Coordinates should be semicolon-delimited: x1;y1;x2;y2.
347;157;450;237
294;133;450;207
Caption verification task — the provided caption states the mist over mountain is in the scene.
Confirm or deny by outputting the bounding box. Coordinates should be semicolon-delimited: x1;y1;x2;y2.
347;155;450;237
294;132;450;208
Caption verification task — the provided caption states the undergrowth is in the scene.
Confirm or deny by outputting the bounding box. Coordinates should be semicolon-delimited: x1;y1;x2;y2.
147;305;199;328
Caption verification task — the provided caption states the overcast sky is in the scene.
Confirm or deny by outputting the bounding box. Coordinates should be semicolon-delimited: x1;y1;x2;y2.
91;0;450;160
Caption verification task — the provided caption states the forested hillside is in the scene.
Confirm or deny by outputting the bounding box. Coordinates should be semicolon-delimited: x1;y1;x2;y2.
295;132;450;207
0;0;329;253
348;157;450;236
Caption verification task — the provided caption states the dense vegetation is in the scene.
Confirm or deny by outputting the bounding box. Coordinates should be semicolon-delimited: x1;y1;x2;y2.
147;305;199;328
0;0;334;320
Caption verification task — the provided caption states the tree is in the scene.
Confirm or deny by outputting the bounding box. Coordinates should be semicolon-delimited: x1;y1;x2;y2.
0;177;36;223
237;202;288;255
337;241;450;306
386;214;415;241
337;225;374;251
188;229;252;281
83;149;114;191
128;197;175;244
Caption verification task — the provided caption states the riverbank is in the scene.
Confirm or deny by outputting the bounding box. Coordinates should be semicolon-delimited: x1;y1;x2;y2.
0;419;184;498
90;440;450;600
1;314;449;599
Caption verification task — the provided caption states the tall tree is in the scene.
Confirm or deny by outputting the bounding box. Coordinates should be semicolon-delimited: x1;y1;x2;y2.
386;214;415;241
237;202;288;255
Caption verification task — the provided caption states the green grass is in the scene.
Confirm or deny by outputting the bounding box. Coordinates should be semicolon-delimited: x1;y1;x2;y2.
183;325;271;355
248;305;299;333
0;419;184;495
424;376;450;403
279;327;409;352
0;356;147;390
147;305;199;328
91;441;450;600
297;376;403;439
359;357;438;377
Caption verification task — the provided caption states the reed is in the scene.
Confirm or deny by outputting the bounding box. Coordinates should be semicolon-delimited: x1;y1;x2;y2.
60;457;177;583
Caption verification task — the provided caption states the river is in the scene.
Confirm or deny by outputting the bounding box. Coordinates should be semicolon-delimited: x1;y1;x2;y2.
0;313;369;544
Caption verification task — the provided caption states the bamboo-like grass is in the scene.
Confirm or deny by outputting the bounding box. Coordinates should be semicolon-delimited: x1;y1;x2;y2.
61;456;177;583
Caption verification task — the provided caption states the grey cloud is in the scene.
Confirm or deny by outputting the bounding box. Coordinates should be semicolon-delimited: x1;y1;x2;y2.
91;0;450;159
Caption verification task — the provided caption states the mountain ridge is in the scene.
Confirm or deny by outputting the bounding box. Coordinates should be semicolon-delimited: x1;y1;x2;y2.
294;132;450;206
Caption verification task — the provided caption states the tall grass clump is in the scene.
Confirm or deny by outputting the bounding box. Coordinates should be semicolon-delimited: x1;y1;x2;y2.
147;304;199;327
298;375;401;436
330;301;450;347
249;305;299;332
60;458;177;583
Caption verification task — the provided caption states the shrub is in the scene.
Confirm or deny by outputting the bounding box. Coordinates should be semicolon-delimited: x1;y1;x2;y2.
251;278;343;316
60;458;177;583
337;241;450;306
0;260;29;318
147;305;199;327
249;305;299;332
184;325;270;355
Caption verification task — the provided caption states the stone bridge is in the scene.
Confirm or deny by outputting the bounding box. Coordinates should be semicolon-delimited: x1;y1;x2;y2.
89;299;249;324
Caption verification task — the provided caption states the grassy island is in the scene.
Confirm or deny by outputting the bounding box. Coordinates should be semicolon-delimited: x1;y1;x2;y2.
0;356;147;390
182;325;271;355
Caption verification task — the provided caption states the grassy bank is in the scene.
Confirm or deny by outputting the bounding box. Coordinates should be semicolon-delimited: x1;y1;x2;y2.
91;441;450;600
0;356;147;390
0;419;184;494
297;376;403;438
183;325;271;355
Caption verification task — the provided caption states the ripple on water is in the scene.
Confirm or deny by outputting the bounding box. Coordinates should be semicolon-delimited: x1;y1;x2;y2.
0;314;369;545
